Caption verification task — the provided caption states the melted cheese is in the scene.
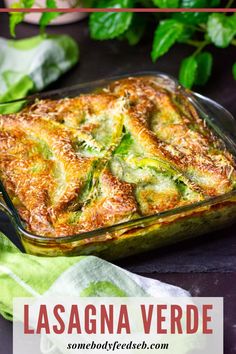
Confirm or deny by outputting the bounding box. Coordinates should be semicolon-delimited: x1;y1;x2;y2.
0;76;235;237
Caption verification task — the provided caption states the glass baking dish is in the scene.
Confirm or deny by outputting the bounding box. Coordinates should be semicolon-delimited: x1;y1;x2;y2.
1;72;236;260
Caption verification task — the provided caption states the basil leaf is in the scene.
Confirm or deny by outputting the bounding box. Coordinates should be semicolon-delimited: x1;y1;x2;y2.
233;63;236;80
123;14;146;45
181;0;221;7
179;56;198;89
207;13;236;48
173;0;210;25
9;0;35;37
9;12;24;37
177;26;195;43
152;0;179;7
181;0;207;7
89;0;134;40
22;0;35;6
39;0;60;31
114;133;133;155
195;52;213;86
151;19;184;61
46;0;56;6
173;12;208;25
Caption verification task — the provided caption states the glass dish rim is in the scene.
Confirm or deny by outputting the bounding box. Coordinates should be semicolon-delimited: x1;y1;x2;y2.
0;70;236;244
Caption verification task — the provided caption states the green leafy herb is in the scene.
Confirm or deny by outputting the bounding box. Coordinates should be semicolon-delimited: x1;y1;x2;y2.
9;0;36;36
181;0;207;7
177;26;195;43
195;51;213;86
7;0;236;88
179;56;198;89
9;0;60;36
19;0;35;6
173;12;208;25
9;12;24;37
153;0;179;7
151;19;184;61
39;0;60;32
89;0;134;40
114;133;134;155
207;13;236;48
173;0;209;25
123;14;147;45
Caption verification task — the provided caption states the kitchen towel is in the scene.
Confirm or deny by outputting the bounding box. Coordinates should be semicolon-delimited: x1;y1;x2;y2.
0;34;79;113
0;232;189;321
0;232;195;354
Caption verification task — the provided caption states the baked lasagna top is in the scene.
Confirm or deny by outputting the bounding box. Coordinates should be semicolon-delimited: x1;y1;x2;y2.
0;76;236;237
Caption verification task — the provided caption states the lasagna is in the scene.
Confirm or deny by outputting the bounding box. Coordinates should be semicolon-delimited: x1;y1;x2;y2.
0;76;236;237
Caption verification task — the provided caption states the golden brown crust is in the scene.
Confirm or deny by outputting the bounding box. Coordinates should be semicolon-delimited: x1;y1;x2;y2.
0;129;54;234
0;113;95;216
0;76;235;237
109;77;235;195
53;170;137;236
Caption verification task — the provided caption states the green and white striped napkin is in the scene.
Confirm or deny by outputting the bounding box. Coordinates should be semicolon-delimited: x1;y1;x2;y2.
0;232;189;321
0;34;79;113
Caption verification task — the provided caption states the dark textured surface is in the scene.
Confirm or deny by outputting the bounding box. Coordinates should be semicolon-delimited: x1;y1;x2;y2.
0;8;236;354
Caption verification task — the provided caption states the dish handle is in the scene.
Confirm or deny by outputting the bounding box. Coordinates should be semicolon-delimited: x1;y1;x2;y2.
0;193;13;217
192;92;236;141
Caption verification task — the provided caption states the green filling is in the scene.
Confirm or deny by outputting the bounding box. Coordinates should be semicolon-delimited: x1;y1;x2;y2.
110;149;203;214
67;212;82;225
30;162;45;174
33;139;53;160
76;164;96;206
113;132;134;156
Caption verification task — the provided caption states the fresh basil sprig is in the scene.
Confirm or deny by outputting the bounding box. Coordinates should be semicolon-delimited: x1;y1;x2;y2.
195;51;213;86
9;0;60;36
207;13;236;47
151;19;184;61
179;56;198;89
153;0;179;7
39;0;61;31
89;0;134;40
89;0;236;88
179;51;213;88
8;0;236;88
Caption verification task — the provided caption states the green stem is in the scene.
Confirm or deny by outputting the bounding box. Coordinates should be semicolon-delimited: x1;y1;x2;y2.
182;24;205;33
185;39;204;47
193;41;209;56
232;39;236;46
198;23;207;31
226;0;234;8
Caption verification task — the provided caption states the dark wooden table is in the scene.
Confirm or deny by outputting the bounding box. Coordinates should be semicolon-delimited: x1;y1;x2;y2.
0;8;236;354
